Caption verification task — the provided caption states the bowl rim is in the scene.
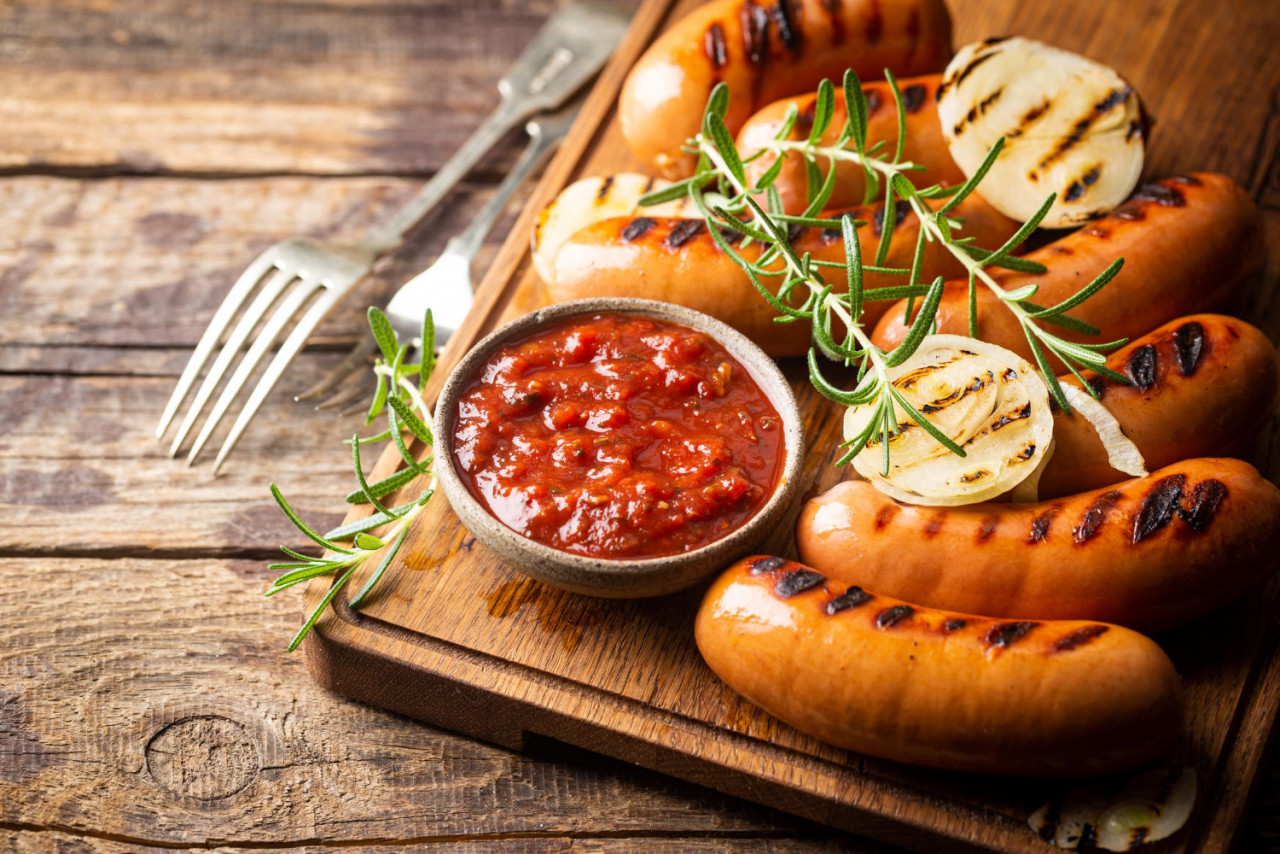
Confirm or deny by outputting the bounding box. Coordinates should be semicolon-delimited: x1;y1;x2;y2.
431;297;805;576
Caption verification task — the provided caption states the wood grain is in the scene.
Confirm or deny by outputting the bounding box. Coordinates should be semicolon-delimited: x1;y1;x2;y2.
4;0;1280;852
301;0;1280;851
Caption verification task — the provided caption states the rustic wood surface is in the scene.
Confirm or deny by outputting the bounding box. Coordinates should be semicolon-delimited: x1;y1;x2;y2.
2;0;1278;852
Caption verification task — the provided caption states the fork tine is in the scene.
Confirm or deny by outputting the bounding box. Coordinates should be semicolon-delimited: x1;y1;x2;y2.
167;267;297;458
186;280;323;467
155;252;282;439
211;288;346;474
294;334;378;403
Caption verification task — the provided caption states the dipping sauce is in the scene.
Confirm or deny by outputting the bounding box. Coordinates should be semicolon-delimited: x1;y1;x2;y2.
451;313;785;559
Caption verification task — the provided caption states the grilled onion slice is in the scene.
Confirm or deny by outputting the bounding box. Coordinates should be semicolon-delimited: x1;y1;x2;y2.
1029;768;1196;850
937;37;1145;228
531;173;694;282
843;336;1054;506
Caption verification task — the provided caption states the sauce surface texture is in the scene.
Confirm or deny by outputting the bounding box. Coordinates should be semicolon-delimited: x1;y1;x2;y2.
451;313;785;559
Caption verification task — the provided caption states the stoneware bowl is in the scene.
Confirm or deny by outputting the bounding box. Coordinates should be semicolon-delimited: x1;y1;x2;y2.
433;297;805;598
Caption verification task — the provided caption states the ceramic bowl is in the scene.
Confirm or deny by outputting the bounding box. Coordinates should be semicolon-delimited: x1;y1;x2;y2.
432;298;805;598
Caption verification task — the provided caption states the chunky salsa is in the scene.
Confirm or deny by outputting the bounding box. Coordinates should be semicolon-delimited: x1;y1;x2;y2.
450;312;785;559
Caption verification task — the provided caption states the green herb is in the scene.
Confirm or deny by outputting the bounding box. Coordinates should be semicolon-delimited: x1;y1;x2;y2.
267;307;437;651
638;71;1128;472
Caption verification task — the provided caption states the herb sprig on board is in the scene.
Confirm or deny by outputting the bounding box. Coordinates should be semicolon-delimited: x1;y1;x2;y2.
638;71;1129;470
266;307;436;651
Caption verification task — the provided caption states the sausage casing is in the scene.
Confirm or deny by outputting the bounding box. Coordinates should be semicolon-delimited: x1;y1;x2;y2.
1043;314;1279;498
548;194;1017;357
621;0;953;178
871;174;1266;369
696;555;1182;776
795;457;1280;634
737;73;964;214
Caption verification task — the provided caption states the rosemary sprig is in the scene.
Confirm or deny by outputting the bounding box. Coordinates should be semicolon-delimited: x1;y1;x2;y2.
266;307;436;651
639;70;1129;473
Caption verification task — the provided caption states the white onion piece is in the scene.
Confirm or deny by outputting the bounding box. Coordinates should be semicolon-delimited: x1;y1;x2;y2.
1008;436;1055;503
1029;768;1196;850
937;37;1145;228
1061;384;1147;478
842;336;1054;506
531;173;694;283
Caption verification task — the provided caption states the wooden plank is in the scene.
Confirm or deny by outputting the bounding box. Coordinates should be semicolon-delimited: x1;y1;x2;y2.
0;175;531;350
0;557;865;850
297;0;1280;850
0;0;564;175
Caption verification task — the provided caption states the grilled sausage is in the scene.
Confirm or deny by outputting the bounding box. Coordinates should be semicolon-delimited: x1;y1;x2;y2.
795;457;1280;634
547;193;1018;357
1043;314;1279;498
696;555;1182;776
738;73;965;214
620;0;953;178
871;174;1265;370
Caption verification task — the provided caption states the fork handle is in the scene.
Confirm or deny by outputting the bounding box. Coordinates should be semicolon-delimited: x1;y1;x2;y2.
360;98;533;255
446;113;568;263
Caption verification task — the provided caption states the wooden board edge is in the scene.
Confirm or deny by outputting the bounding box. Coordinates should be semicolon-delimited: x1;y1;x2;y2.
302;593;1031;854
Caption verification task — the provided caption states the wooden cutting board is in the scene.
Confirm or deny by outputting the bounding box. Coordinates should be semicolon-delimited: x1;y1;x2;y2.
301;0;1280;850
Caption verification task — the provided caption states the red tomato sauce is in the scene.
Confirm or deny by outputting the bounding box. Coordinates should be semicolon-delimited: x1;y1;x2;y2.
450;313;785;559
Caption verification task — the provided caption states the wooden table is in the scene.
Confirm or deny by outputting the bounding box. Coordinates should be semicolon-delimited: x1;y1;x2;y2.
2;1;1278;851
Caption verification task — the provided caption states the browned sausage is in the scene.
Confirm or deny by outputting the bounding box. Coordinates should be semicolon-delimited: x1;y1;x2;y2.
696;555;1182;776
1043;314;1279;498
871;174;1265;370
795;457;1280;634
737;73;964;214
620;0;953;178
548;193;1018;357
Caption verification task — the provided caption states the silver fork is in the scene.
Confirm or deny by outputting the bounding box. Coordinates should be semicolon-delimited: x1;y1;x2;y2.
155;0;630;473
303;100;582;413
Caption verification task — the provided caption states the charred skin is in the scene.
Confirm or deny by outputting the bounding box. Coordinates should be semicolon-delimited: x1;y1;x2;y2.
871;174;1266;370
696;556;1182;776
795;458;1280;634
548;194;1017;357
1043;314;1280;497
738;73;965;214
620;0;953;178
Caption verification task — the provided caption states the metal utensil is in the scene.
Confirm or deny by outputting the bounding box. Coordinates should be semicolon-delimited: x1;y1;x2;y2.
303;98;585;412
156;0;630;472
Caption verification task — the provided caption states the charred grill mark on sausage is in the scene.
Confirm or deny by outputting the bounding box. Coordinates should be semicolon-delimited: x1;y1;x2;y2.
749;555;788;575
775;567;827;597
1054;624;1109;652
874;504;900;531
876;604;914;628
621;218;656;242
1174;321;1205;376
666;219;705;249
1029;507;1059;544
1132;474;1186;543
864;87;883;115
1177;479;1228;532
872;203;908;237
902;83;928;114
1133;182;1187;207
1073;491;1122;544
976;514;1000;544
1125;345;1158;392
826;586;873;614
864;0;882;45
771;0;801;53
985;621;1038;648
705;23;729;70
820;0;844;45
944;618;968;631
923;513;946;538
